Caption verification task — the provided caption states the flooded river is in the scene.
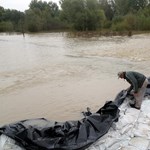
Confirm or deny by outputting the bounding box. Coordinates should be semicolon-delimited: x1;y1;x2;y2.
0;32;150;125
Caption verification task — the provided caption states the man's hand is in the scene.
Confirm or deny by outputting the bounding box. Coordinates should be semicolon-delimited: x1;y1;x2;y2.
133;92;138;97
129;90;138;97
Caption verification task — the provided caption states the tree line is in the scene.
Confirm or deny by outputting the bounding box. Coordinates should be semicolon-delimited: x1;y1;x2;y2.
0;0;150;33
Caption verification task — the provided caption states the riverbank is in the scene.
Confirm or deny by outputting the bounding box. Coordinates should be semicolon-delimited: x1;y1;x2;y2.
65;30;150;38
87;98;150;150
0;95;150;150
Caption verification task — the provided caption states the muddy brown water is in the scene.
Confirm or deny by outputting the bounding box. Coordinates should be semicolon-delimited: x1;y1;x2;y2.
0;32;150;125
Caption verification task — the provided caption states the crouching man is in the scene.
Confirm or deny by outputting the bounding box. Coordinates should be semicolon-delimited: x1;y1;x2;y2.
118;71;148;109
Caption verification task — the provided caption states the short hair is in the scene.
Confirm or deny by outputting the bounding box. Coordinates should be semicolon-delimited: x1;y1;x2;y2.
118;71;125;78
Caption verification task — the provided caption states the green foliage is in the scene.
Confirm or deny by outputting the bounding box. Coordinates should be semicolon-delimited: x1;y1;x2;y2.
124;14;137;30
0;6;5;21
0;21;13;32
0;0;150;32
112;16;124;24
127;0;148;11
1;9;24;24
111;4;150;31
60;0;105;31
111;21;127;31
99;0;115;20
60;0;85;24
135;6;150;30
25;9;43;32
113;0;148;16
113;0;129;15
29;0;48;10
0;7;24;32
112;16;132;31
103;20;112;28
25;0;63;32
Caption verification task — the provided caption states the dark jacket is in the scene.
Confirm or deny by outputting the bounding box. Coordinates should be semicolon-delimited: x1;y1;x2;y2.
125;71;146;93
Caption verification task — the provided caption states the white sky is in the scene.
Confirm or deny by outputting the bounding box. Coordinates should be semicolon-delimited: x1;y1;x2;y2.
0;0;60;12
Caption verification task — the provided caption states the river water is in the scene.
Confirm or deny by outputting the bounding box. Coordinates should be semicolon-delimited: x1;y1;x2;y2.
0;32;150;125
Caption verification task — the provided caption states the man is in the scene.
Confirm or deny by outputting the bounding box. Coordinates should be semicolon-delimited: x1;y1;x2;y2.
118;71;148;109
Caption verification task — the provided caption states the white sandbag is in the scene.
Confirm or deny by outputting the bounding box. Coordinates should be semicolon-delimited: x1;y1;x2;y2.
120;145;140;150
133;123;150;138
148;142;150;149
137;115;150;124
107;139;129;150
0;134;24;150
120;124;133;135
141;100;150;118
87;99;150;150
115;100;140;131
129;137;149;150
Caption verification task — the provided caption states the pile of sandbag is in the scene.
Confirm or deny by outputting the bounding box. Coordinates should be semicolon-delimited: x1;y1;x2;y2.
87;99;150;150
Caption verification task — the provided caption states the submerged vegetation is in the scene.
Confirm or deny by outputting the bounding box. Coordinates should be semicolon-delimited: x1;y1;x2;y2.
0;0;150;34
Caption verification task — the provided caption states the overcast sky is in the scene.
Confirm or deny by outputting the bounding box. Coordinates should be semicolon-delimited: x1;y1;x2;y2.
0;0;60;12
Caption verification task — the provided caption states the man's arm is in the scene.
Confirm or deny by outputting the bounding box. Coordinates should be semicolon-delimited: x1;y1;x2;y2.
126;85;133;94
126;73;138;93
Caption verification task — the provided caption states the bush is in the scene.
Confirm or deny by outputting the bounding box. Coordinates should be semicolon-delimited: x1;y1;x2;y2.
0;21;13;32
144;17;150;30
111;21;127;31
124;14;137;30
136;16;150;30
112;16;124;25
27;23;39;32
111;16;128;31
103;20;112;29
135;6;150;30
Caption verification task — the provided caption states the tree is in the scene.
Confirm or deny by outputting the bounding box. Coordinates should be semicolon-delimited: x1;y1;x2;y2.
0;7;25;32
113;0;130;16
29;0;47;10
25;0;62;31
128;0;148;11
60;0;105;31
113;0;149;16
25;9;42;32
0;21;13;32
99;0;115;20
0;6;4;21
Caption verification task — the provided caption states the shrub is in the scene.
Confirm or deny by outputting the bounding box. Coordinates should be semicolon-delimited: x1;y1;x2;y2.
0;21;13;32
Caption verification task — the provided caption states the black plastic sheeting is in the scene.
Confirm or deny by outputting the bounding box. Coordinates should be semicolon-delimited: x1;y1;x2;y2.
0;78;150;150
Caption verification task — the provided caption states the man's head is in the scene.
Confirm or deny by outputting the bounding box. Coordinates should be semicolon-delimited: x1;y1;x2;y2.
118;71;125;79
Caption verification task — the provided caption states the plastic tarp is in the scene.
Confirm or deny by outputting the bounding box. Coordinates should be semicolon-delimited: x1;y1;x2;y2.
0;78;150;150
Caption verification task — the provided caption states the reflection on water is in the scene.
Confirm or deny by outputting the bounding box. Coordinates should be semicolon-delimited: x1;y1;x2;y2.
0;32;150;124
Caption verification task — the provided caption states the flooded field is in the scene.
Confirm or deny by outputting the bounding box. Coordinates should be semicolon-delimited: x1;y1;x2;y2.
0;32;150;125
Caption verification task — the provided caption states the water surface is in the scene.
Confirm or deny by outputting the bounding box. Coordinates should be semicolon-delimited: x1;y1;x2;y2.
0;32;150;125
